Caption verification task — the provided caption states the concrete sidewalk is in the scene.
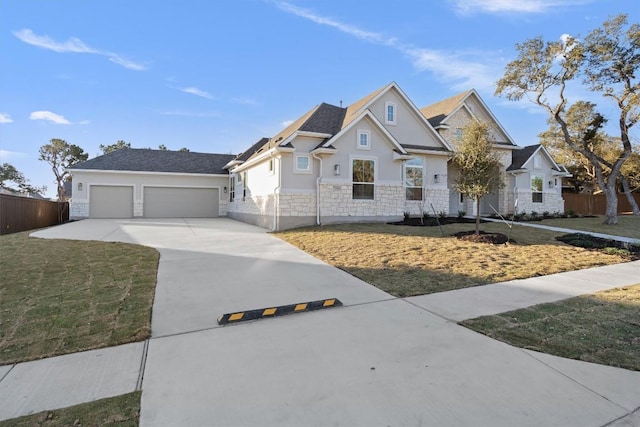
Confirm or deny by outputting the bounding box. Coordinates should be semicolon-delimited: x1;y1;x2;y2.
481;216;640;244
0;218;638;426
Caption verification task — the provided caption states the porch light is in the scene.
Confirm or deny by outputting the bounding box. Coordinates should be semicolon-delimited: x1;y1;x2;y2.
223;186;228;193
334;164;340;176
77;183;83;191
433;174;440;184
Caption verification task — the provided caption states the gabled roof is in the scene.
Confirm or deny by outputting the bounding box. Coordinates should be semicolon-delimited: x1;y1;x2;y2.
70;148;235;175
420;91;472;127
236;82;452;166
421;89;517;147
507;145;540;171
506;144;569;174
236;103;347;167
321;82;450;152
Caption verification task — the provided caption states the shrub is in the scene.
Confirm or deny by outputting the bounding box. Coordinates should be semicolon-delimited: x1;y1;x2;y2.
457;210;467;218
542;211;551;219
603;247;632;257
403;211;411;222
438;211;447;219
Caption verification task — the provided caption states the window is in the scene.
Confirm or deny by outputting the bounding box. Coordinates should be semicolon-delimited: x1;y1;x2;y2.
533;154;541;169
268;158;275;175
404;158;423;201
243;172;248;200
357;130;370;149
352;159;375;200
531;175;543;203
229;176;235;202
459;192;464;203
456;128;463;140
385;102;397;125
295;155;310;173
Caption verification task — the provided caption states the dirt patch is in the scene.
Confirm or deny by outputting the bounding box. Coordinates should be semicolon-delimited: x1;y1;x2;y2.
454;230;511;244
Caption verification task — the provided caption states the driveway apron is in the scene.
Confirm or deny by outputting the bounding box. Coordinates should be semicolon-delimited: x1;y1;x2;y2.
24;219;640;426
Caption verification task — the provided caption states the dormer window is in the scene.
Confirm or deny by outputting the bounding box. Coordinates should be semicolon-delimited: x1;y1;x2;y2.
385;102;397;125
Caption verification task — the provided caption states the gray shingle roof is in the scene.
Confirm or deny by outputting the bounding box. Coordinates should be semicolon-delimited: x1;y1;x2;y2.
507;144;539;171
70;148;236;175
300;103;347;135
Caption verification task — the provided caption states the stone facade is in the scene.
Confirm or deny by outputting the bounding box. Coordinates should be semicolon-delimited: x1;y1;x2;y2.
515;191;564;214
403;188;450;216
70;201;89;218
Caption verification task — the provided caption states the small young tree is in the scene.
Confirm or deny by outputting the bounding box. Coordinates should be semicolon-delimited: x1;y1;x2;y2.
452;121;504;235
38;138;88;201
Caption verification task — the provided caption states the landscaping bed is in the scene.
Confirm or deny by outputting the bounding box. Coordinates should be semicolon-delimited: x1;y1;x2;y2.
556;233;640;260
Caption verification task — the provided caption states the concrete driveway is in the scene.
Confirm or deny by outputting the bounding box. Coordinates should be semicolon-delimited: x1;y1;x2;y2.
28;218;639;426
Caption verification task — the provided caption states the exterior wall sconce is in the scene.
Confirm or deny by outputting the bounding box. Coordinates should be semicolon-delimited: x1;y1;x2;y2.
433;174;440;184
77;183;83;191
334;164;340;176
223;186;228;193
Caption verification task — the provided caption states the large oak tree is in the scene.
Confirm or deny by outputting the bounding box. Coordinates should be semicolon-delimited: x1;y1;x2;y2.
495;14;639;225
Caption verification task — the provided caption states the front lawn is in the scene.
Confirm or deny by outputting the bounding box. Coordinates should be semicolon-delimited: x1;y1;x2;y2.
461;284;640;371
0;392;141;427
534;215;640;240
0;231;159;365
276;222;630;297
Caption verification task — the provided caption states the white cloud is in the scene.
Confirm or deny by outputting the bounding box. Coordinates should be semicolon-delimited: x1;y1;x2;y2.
448;0;593;15
180;87;213;99
274;1;396;46
0;113;13;124
13;28;146;71
0;150;25;161
29;110;72;125
274;2;499;91
13;28;99;53
108;55;147;71
281;120;295;127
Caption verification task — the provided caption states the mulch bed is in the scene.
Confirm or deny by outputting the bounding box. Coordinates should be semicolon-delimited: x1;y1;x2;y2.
453;230;511;245
389;217;484;227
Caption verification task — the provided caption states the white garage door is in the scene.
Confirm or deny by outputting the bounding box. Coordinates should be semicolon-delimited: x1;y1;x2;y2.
143;187;219;218
90;186;133;218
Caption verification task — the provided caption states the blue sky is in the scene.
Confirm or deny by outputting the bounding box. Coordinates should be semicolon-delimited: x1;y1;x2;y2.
1;0;637;197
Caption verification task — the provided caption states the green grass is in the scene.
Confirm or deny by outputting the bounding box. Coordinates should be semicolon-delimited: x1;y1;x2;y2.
536;215;640;240
276;222;630;297
0;392;141;427
461;285;640;371
0;231;159;365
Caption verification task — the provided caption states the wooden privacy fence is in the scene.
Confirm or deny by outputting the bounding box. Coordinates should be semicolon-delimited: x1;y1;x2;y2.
563;193;640;216
0;194;69;235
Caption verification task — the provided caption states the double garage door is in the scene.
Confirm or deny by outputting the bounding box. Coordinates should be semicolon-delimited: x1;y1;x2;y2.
89;186;219;218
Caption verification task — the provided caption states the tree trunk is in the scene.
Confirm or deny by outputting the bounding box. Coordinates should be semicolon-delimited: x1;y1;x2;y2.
602;186;618;225
475;197;481;235
620;175;640;216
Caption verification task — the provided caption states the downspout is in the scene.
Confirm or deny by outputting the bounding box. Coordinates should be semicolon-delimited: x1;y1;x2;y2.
272;153;281;232
312;153;323;226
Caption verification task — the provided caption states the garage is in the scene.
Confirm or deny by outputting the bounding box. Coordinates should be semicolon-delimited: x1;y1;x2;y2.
143;187;219;218
89;185;133;218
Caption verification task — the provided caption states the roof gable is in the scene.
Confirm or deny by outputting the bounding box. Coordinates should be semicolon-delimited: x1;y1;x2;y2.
507;144;567;173
422;89;516;147
70;148;235;175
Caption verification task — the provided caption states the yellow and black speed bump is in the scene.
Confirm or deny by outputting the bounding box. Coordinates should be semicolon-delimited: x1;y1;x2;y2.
217;298;343;325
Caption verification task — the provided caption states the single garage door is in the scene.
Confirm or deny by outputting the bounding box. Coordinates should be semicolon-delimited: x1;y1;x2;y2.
143;187;219;218
90;185;133;218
